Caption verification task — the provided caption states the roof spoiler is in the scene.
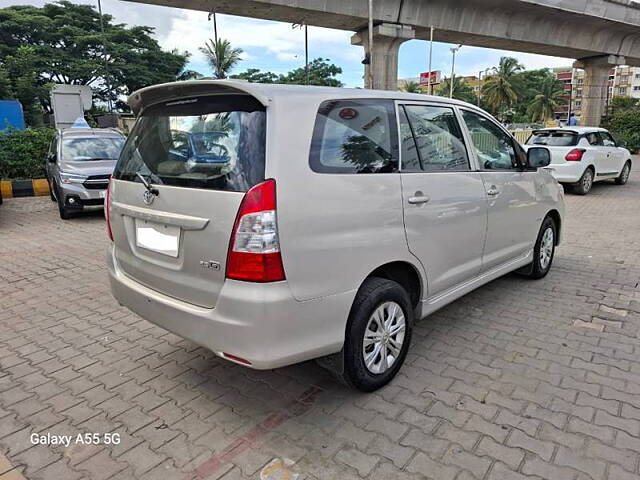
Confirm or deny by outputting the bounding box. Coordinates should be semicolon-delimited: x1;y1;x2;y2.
128;80;270;116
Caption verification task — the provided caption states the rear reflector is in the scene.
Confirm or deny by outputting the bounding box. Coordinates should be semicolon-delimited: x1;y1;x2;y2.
565;148;586;161
226;179;285;282
222;352;252;365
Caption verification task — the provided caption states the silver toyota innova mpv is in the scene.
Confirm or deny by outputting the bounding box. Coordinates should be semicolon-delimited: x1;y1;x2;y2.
107;80;564;392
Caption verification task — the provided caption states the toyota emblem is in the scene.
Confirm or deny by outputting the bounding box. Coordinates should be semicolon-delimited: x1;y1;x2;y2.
142;189;155;205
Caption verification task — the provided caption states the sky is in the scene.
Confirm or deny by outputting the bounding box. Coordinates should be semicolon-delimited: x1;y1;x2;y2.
1;0;576;86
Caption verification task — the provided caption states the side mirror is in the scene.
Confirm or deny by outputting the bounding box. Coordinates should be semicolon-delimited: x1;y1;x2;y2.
618;140;627;148
526;147;551;169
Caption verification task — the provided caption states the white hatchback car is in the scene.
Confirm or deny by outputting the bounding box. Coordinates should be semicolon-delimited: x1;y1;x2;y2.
525;127;632;195
107;81;564;391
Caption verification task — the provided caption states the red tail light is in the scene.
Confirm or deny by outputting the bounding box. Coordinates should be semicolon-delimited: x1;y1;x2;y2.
226;179;285;282
105;177;113;241
565;148;586;161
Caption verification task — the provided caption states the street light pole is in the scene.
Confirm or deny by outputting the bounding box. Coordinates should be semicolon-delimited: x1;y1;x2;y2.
427;26;434;95
449;45;461;98
367;0;374;89
97;0;112;112
477;68;490;106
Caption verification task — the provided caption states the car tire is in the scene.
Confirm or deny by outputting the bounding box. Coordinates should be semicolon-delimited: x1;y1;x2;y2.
573;168;594;195
55;186;74;220
340;277;413;392
523;216;556;280
49;179;56;202
615;161;631;185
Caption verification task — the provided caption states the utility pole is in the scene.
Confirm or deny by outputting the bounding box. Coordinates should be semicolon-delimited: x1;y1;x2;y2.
477;68;490;106
304;24;309;85
367;0;374;88
427;26;434;95
208;12;218;43
97;0;112;112
449;45;461;98
292;22;309;85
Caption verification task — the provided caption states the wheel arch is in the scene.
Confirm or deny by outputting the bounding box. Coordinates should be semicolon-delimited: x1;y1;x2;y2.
546;209;562;245
365;261;424;312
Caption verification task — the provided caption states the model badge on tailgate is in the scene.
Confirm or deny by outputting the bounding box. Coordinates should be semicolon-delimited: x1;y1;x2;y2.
199;260;221;271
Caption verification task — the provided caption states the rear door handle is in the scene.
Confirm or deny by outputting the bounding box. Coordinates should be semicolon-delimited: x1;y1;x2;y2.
487;186;500;196
408;195;430;205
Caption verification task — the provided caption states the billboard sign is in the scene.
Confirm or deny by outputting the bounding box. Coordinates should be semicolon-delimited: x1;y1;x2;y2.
419;71;442;85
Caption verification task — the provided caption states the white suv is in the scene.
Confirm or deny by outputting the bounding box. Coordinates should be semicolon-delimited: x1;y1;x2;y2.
526;127;632;195
107;81;564;391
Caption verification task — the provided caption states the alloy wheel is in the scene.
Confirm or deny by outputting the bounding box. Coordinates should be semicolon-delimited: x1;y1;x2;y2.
539;227;554;270
362;301;406;374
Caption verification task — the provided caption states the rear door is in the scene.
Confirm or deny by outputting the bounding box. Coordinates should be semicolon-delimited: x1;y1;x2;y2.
398;103;487;296
110;95;266;308
600;131;625;175
584;131;606;174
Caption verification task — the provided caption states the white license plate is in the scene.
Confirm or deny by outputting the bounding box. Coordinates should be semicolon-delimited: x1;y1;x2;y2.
135;219;180;257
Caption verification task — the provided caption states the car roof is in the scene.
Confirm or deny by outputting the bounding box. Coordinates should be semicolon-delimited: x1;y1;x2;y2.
533;127;608;134
128;79;485;116
60;128;124;138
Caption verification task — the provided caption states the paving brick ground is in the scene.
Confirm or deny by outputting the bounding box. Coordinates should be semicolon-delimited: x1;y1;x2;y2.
1;165;640;480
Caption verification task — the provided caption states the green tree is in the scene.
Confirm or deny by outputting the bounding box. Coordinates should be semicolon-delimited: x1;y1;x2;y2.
482;57;524;117
0;46;48;126
278;58;343;86
602;109;640;152
232;58;343;87
511;68;556;120
527;76;566;123
399;80;423;93
0;1;190;117
232;68;279;84
200;38;243;79
610;96;638;111
436;76;475;103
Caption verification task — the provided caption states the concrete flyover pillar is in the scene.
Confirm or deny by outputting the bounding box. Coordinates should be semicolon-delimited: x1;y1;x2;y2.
351;23;414;91
573;55;625;127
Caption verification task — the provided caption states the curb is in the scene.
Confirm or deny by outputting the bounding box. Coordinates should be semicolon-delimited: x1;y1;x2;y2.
0;179;50;198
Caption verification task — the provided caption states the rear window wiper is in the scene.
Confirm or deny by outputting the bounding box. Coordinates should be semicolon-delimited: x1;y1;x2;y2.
136;172;159;196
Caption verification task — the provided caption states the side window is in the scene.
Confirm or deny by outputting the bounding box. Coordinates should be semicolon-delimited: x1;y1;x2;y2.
461;110;517;170
309;99;398;174
600;132;616;147
402;105;470;171
585;132;602;146
398;108;421;170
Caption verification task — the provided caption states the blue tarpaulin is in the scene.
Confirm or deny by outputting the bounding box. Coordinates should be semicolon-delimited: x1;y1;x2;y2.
0;100;26;131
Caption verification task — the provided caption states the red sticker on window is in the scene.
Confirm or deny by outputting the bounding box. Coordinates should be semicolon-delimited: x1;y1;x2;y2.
339;108;358;120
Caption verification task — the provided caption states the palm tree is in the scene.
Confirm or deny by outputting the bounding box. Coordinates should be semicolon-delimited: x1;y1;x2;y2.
399;80;423;93
199;38;243;79
482;57;524;116
436;76;475;103
527;76;566;122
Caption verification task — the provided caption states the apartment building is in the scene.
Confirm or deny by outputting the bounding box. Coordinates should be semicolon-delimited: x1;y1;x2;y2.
553;65;639;121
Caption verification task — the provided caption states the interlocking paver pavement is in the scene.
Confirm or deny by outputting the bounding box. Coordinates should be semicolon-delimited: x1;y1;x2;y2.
1;163;640;479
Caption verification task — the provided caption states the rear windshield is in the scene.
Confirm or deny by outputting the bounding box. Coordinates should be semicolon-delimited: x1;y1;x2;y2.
62;137;124;162
526;131;577;147
114;95;266;192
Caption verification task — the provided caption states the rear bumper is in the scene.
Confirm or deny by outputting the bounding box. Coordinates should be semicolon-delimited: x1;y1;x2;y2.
107;246;351;369
545;162;589;183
